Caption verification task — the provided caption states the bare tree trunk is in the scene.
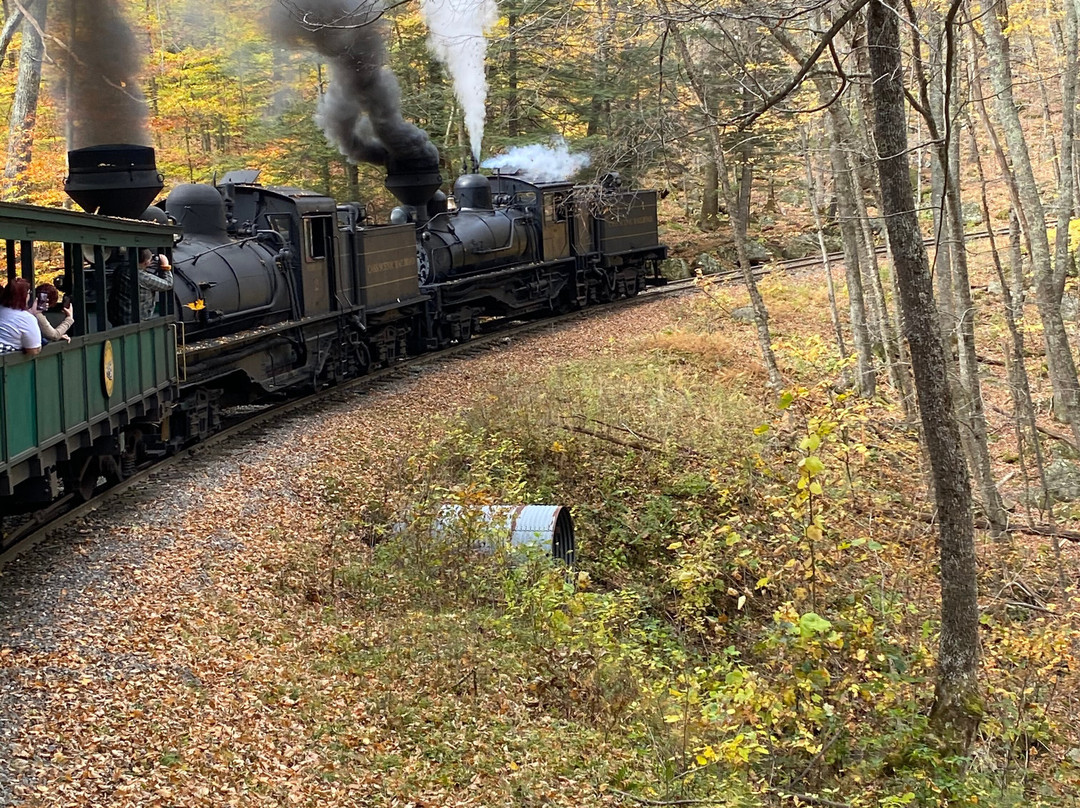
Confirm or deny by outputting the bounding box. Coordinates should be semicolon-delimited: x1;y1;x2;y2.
2;0;46;201
802;128;848;360
943;141;1007;535
771;27;876;396
868;0;981;743
506;10;520;139
700;158;719;230
1029;35;1060;181
967;113;1048;534
659;0;783;391
722;148;781;390
586;0;611;137
826;111;876;397
851;149;906;397
1052;0;1078;297
967;42;1026;303
907;17;1006;534
924;23;956;347
0;0;28;65
847;26;915;415
719;142;783;391
981;0;1080;443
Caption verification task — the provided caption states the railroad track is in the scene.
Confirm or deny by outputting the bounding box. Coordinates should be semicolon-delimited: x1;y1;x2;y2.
0;223;1009;567
0;275;705;567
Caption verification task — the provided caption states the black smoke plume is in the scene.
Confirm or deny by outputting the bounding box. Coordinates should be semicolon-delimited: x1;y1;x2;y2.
60;0;151;149
271;0;439;168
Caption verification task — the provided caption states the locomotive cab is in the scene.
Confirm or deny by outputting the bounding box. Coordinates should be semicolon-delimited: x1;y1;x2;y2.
223;182;341;319
167;179;345;341
486;176;573;263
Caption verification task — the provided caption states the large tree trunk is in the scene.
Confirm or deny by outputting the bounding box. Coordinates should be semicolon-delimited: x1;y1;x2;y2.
868;0;981;743
2;0;47;201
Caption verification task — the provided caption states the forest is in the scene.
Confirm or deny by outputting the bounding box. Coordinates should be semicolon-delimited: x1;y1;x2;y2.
2;0;1080;805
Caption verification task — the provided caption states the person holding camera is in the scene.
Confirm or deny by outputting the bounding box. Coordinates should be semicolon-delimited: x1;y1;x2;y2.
0;277;42;356
31;283;74;344
136;248;173;320
108;248;174;325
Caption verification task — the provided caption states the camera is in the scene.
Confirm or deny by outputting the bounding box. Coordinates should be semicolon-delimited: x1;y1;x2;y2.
37;290;50;311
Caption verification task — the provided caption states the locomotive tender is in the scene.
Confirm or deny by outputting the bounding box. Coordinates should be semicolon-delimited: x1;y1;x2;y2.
0;145;666;527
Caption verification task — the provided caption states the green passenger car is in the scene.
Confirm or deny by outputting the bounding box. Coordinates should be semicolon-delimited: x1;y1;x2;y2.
0;201;182;526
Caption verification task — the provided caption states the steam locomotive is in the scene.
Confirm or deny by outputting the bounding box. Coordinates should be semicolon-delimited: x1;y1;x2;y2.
0;145;665;520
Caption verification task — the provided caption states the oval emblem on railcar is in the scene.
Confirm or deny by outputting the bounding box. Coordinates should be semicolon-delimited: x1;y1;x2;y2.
102;339;115;398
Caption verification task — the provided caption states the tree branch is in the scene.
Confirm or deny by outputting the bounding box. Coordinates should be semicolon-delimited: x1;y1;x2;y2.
609;789;717;806
0;0;27;65
988;403;1080;453
738;0;871;129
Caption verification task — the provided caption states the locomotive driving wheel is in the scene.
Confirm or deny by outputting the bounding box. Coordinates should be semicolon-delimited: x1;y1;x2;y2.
65;450;100;502
99;453;127;486
417;246;433;285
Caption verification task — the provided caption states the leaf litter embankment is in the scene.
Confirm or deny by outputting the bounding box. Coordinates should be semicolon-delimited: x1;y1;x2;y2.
2;275;1079;807
0;300;695;807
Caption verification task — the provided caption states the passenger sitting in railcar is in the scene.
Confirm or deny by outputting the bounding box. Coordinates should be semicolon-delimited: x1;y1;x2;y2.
31;283;74;344
0;277;42;356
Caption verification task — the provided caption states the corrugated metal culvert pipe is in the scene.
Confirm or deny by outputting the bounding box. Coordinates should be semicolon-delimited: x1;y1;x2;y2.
434;505;575;565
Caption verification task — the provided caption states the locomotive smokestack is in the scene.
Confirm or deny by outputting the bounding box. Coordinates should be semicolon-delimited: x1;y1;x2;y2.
65;144;164;218
384;156;443;211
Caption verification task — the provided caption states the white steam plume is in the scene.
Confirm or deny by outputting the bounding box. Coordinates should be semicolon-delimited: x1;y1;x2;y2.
419;0;498;164
481;139;592;183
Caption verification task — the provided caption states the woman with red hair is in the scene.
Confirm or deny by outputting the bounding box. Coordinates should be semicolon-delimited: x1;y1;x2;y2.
0;277;42;356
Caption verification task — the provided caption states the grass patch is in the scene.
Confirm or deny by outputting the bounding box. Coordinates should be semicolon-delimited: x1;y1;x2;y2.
273;292;1080;806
